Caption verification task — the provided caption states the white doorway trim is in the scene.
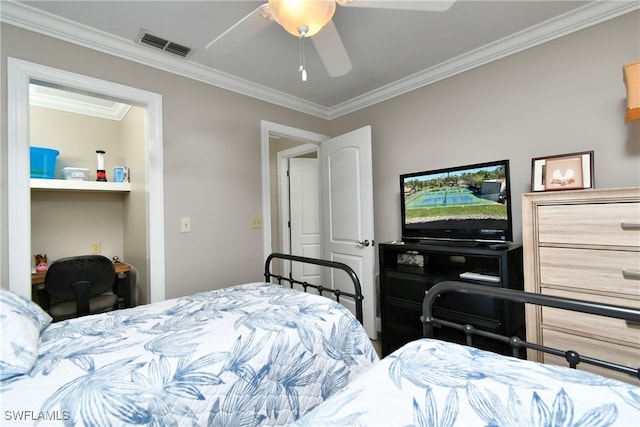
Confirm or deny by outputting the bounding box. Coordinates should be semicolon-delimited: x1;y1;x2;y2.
7;57;165;302
260;121;327;261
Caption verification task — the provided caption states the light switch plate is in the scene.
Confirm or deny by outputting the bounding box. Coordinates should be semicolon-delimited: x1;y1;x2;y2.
251;215;263;229
181;217;191;233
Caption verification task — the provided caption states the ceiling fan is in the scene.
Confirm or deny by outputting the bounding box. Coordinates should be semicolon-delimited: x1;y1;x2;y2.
205;0;456;81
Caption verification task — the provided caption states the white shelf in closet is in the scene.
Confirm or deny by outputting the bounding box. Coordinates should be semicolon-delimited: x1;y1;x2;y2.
30;178;130;192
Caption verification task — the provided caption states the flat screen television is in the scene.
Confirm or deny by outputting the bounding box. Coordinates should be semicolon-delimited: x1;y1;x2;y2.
400;159;513;244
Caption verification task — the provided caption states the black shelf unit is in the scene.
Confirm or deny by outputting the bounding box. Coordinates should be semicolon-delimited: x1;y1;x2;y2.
379;241;524;357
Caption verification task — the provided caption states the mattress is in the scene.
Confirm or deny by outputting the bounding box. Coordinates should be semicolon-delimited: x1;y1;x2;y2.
293;338;640;426
1;282;378;426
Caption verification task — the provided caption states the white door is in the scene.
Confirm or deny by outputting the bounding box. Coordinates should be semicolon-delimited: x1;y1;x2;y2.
289;157;322;285
321;126;376;338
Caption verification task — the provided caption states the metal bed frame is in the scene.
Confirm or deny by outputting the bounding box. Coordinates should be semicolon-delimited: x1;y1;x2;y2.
264;252;364;324
422;281;640;379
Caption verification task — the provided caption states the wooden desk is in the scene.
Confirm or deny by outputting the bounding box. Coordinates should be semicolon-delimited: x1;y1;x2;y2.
31;263;130;285
32;263;133;308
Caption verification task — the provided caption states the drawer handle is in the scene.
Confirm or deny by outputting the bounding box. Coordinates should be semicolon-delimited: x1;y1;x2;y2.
622;269;640;280
621;221;640;230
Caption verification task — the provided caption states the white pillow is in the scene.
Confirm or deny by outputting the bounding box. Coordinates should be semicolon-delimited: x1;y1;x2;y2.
0;288;52;380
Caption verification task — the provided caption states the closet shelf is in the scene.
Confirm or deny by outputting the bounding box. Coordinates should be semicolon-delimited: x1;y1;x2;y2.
30;178;130;192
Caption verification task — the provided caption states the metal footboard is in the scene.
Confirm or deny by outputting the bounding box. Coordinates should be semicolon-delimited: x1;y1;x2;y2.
422;281;640;379
264;253;364;324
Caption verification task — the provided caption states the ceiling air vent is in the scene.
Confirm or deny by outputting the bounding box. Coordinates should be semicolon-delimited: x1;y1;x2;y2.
137;30;191;58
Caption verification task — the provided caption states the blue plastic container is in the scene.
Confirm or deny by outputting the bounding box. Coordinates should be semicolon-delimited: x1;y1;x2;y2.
30;146;59;179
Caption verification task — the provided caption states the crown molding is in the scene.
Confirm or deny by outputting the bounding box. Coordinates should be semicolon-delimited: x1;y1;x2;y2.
0;1;330;118
29;83;132;120
328;1;640;119
2;1;638;120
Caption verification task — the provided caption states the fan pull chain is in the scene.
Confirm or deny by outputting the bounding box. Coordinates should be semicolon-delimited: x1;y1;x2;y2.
298;25;308;82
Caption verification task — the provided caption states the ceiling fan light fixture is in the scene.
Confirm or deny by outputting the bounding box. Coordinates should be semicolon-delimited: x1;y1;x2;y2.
268;0;336;37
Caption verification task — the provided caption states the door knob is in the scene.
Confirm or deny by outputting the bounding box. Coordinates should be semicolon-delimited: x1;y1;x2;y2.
355;239;372;247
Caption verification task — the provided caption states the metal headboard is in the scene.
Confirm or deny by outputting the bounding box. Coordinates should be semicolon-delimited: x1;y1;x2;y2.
422;281;640;379
264;253;364;324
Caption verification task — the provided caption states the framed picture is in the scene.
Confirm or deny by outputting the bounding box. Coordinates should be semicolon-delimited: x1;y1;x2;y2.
531;151;594;192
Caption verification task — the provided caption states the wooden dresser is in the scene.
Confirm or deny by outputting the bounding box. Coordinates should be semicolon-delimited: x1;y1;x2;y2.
522;187;640;385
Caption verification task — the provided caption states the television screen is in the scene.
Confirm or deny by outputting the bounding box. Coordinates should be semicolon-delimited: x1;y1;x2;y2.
400;159;513;243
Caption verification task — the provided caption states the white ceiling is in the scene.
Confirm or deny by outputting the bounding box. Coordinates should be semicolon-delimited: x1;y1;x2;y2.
2;1;638;119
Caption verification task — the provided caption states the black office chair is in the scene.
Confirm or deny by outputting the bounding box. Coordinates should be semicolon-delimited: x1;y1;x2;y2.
37;255;118;321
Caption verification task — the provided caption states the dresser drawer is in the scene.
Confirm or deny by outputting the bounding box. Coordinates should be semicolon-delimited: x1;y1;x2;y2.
543;287;640;309
539;247;640;297
541;305;640;345
542;329;640;385
537;202;640;247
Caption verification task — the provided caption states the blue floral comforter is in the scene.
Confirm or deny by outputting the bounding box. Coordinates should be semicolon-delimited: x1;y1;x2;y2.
0;283;378;426
293;338;640;427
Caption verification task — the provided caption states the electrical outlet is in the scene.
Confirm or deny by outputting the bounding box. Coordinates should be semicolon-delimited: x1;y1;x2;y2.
181;217;191;233
251;215;263;229
91;241;101;254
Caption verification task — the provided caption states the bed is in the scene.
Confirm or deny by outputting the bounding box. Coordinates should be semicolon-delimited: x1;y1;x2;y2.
293;281;640;427
0;253;378;426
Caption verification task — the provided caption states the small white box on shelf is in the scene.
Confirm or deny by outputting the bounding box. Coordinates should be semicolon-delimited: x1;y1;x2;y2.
62;167;90;181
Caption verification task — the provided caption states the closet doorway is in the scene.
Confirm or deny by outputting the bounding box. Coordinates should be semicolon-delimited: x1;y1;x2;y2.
7;58;165;303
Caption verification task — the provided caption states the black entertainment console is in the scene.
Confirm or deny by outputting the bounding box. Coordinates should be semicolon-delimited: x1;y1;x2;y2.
379;241;524;357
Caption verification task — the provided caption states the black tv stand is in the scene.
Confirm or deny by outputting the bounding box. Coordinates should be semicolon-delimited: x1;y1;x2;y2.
379;241;524;357
418;239;478;247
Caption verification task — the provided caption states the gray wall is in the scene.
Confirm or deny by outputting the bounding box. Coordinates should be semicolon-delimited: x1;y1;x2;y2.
1;23;327;298
328;10;640;245
2;10;639;298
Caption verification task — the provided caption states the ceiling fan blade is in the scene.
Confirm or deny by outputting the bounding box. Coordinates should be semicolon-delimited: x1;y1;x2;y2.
311;20;352;77
337;0;456;12
205;4;272;53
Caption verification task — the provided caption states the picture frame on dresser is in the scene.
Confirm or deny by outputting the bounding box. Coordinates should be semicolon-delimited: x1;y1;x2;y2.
531;150;594;192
